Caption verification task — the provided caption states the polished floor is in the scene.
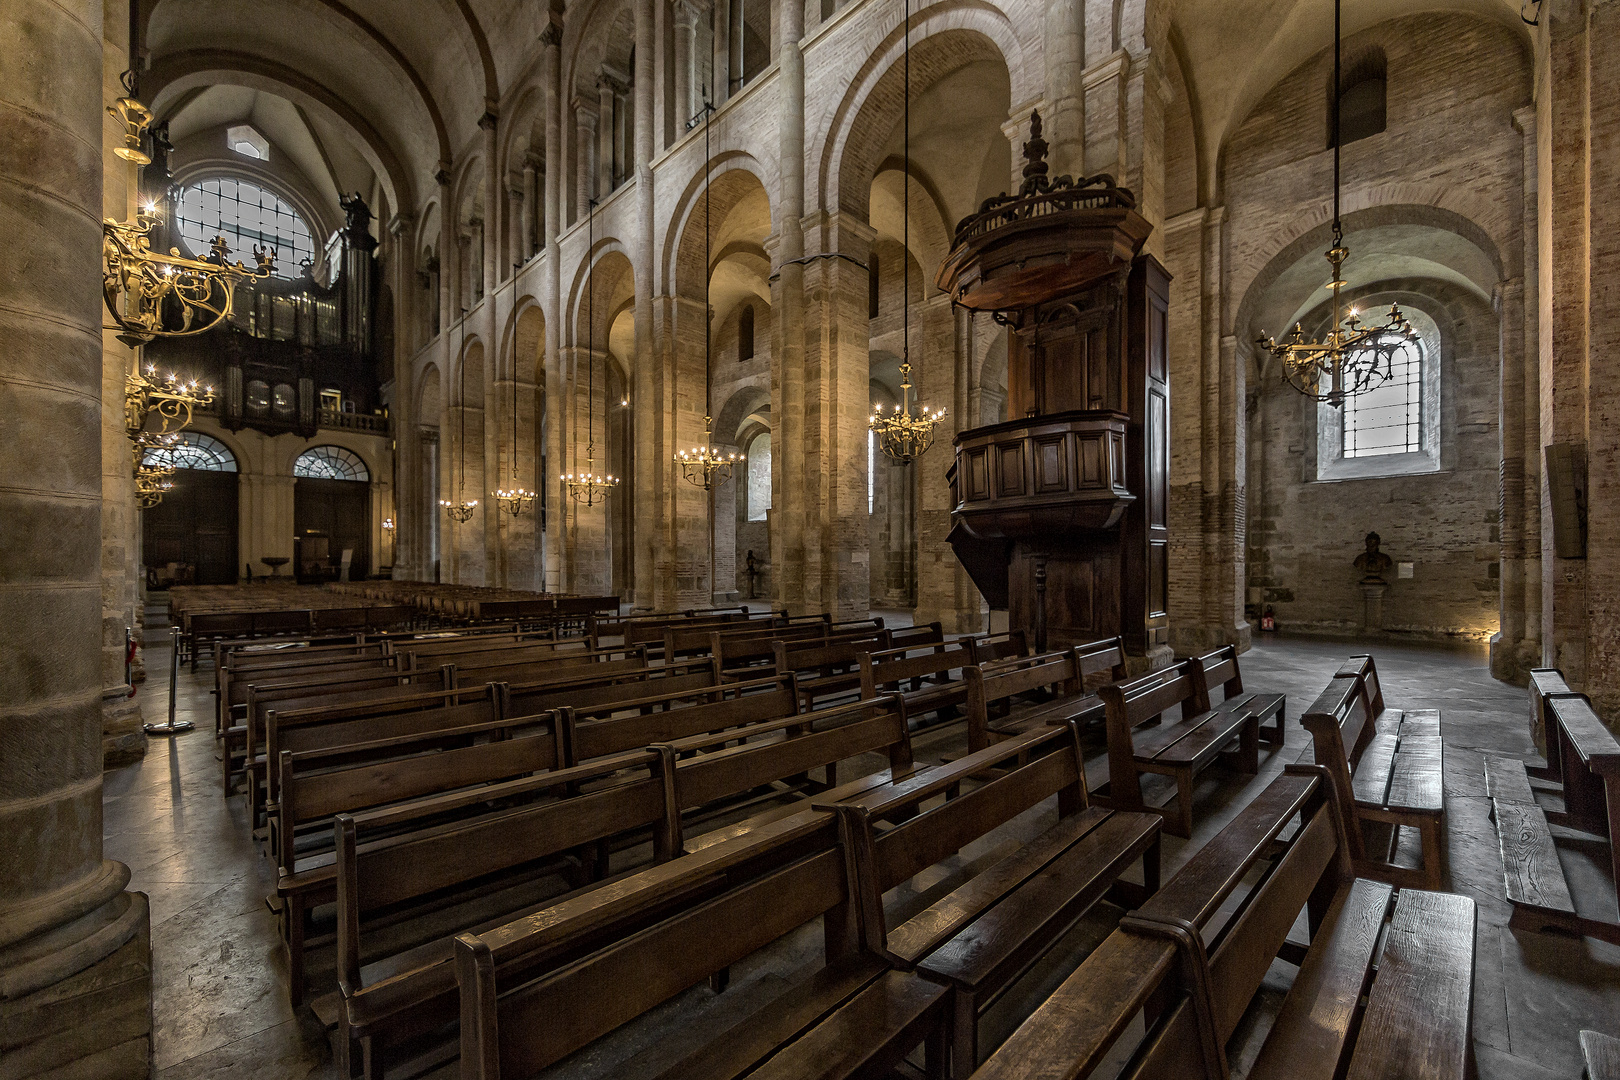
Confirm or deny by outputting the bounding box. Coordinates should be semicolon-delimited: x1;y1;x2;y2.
104;616;1620;1079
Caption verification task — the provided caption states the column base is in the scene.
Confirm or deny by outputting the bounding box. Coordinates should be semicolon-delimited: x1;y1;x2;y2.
0;892;152;1080
101;688;146;769
1168;621;1253;657
1489;632;1540;688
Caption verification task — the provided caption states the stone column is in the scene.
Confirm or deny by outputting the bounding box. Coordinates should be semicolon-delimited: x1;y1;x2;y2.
1539;4;1591;690
1494;273;1532;682
729;0;745;92
799;213;874;619
100;23;145;766
772;0;806;611
577;99;599;213
521;161;537;261
1044;0;1085;177
674;0;698;126
633;0;657;606
0;4;152;1070
912;294;979;631
391;213;420;580
714;0;731;104
542;19;565;591
480;112;501;575
597;76;619;196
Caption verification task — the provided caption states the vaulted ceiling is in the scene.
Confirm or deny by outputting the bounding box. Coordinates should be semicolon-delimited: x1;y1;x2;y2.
134;0;1535;222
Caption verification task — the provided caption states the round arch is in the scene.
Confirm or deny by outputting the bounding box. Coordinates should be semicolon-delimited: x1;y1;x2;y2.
819;10;1029;220
658;154;775;295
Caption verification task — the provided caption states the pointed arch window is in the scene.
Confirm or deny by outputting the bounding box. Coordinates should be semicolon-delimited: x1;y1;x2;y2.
295;445;370;482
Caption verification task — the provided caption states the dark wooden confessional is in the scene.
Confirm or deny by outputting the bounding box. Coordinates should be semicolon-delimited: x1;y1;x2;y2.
938;112;1170;664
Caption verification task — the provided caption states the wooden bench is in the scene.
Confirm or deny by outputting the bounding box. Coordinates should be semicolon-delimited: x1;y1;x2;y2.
1098;656;1261;837
217;649;396;739
972;766;1477;1080
454;809;950;1080
335;697;920;1076
1196;644;1285;746
1301;655;1444;890
771;633;891;710
965;638;1127;754
504;656;721;718
1584;1030;1620;1080
709;618;888;679
563;674;801;765
442;644;647;688
860;640;977;730
966;629;1028;665
1485;674;1620;946
826;722;1160;1076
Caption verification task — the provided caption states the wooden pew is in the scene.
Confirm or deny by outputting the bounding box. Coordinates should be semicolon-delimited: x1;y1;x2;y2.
1194;644;1285;746
217;647;392;738
964;639;1127;754
710;618;888;679
1098;657;1261;837
860;639;977;730
826;723;1161;1076
971;766;1476;1080
335;697;921;1075
771;632;891;710
453;809;950;1080
504;657;721;719
274;714;563;875
563;674;802;765
1583;1031;1620;1080
1485;675;1620;946
1301;655;1444;890
442;644;647;688
966;629;1028;666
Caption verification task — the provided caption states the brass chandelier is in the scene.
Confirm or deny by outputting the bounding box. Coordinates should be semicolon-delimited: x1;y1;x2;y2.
1254;0;1417;406
103;7;277;348
125;363;213;510
440;338;479;523
563;198;619;507
496;310;536;517
674;76;737;492
869;0;945;464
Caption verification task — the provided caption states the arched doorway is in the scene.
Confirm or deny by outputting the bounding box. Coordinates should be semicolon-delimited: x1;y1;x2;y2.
293;445;372;581
141;433;241;585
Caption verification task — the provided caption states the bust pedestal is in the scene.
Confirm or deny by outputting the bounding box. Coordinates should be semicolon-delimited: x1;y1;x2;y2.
1361;579;1388;631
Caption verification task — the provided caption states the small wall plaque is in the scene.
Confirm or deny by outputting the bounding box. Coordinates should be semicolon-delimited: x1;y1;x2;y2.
1398;561;1413;579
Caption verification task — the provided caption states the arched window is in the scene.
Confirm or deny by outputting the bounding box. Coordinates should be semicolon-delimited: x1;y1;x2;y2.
1317;313;1440;481
1330;52;1387;148
176;178;315;279
738;305;755;362
869;254;881;319
746;432;771;521
142;432;237;472
294;445;369;482
1343;343;1421;458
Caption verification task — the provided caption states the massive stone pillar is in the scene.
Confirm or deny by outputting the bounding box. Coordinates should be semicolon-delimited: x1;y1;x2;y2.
912;295;982;632
714;0;731;104
597;76;619;196
771;0;806;612
481;114;501;579
1044;0;1085;177
0;2;152;1073
542;19;565;591
1538;2;1591;691
633;0;658;607
800;213;873;620
391;213;420;581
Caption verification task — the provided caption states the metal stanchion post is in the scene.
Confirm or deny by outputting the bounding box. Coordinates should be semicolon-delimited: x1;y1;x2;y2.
143;625;195;735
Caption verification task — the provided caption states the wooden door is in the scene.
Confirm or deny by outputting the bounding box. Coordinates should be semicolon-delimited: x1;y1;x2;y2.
142;470;241;584
294;477;370;580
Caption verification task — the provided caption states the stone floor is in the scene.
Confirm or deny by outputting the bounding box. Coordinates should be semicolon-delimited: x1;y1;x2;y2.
104;618;1620;1079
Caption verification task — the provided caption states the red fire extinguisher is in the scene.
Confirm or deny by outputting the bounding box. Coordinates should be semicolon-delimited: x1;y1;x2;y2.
1260;606;1276;632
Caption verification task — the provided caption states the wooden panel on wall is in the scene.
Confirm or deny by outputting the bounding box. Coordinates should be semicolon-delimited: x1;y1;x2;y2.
295;477;371;580
995;441;1027;498
1033;433;1068;494
142;470;240;584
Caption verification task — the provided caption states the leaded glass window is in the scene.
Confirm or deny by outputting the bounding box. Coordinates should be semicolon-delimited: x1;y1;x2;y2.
176;178;315;279
294;445;369;481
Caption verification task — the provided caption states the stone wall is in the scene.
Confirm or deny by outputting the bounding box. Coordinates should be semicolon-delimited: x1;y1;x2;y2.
1248;282;1502;639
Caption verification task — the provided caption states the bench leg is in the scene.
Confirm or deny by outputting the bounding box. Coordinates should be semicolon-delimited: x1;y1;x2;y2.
1168;769;1195;839
1419;815;1444;891
1261;700;1286;746
1241;716;1260;774
950;990;978;1080
285;897;306;1007
924;1015;949;1080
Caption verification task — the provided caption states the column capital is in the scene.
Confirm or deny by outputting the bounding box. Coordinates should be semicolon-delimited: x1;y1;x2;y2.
540;20;564;46
479;110;499;132
598;72;628;96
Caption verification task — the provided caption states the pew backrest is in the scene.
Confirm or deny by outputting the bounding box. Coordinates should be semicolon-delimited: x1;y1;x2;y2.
859;641;973;697
966;629;1029;666
563;674;801;764
504;658;721;719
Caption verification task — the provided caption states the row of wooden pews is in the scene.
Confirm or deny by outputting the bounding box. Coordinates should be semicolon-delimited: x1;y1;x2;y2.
1485;666;1620;946
215;608;1497;1080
